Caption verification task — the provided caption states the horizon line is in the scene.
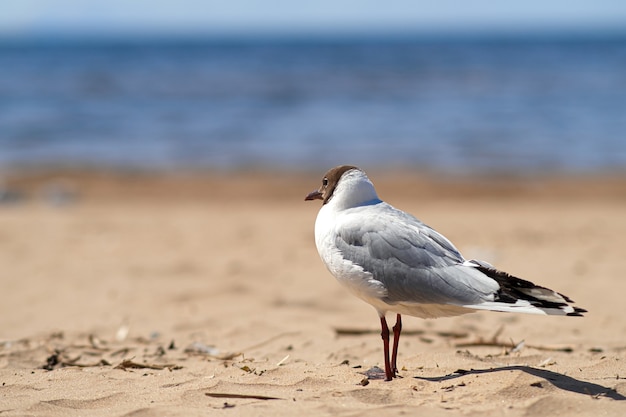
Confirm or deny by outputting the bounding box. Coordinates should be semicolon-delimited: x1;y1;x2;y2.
2;26;626;45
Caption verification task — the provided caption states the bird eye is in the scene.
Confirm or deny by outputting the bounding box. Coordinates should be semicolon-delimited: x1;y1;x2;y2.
322;178;328;186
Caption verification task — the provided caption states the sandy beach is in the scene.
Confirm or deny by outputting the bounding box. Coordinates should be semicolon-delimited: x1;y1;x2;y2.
1;169;625;416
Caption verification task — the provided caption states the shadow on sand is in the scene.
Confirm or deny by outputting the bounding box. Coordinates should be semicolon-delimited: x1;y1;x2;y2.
414;366;625;400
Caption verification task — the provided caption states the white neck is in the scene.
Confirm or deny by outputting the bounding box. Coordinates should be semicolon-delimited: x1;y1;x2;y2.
327;169;380;210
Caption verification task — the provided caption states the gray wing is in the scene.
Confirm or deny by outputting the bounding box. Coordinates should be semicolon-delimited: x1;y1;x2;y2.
335;203;499;305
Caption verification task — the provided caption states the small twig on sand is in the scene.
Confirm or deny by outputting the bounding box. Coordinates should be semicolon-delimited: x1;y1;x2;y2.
455;339;573;353
335;328;468;338
114;359;182;371
455;325;573;353
61;359;112;368
206;393;282;401
335;327;424;336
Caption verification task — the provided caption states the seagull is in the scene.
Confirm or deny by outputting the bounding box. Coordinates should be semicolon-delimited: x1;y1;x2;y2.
305;165;586;381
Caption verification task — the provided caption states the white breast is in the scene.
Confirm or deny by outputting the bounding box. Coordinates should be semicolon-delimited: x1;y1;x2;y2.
314;203;389;311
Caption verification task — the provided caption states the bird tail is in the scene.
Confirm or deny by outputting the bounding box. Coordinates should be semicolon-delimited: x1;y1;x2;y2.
463;260;587;317
467;300;586;316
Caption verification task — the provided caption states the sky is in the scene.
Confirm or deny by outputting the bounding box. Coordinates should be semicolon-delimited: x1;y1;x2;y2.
2;0;626;39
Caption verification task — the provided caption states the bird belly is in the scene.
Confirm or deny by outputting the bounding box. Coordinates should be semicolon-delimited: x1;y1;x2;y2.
390;302;477;319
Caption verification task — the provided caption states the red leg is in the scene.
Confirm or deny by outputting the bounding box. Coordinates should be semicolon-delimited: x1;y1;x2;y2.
391;314;402;376
379;316;393;381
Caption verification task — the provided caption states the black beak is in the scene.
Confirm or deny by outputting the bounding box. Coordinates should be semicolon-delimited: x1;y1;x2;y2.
304;190;323;201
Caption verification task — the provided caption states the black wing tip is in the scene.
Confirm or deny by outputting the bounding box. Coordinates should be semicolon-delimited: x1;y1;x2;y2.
566;307;588;317
473;264;587;316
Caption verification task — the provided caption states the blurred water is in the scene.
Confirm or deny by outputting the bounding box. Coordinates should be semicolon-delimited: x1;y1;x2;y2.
1;36;625;173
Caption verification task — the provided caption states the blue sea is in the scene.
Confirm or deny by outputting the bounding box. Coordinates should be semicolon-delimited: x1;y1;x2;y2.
1;35;625;174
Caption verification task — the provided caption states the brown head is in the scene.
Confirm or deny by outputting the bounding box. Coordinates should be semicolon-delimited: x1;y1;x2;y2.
304;165;360;205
